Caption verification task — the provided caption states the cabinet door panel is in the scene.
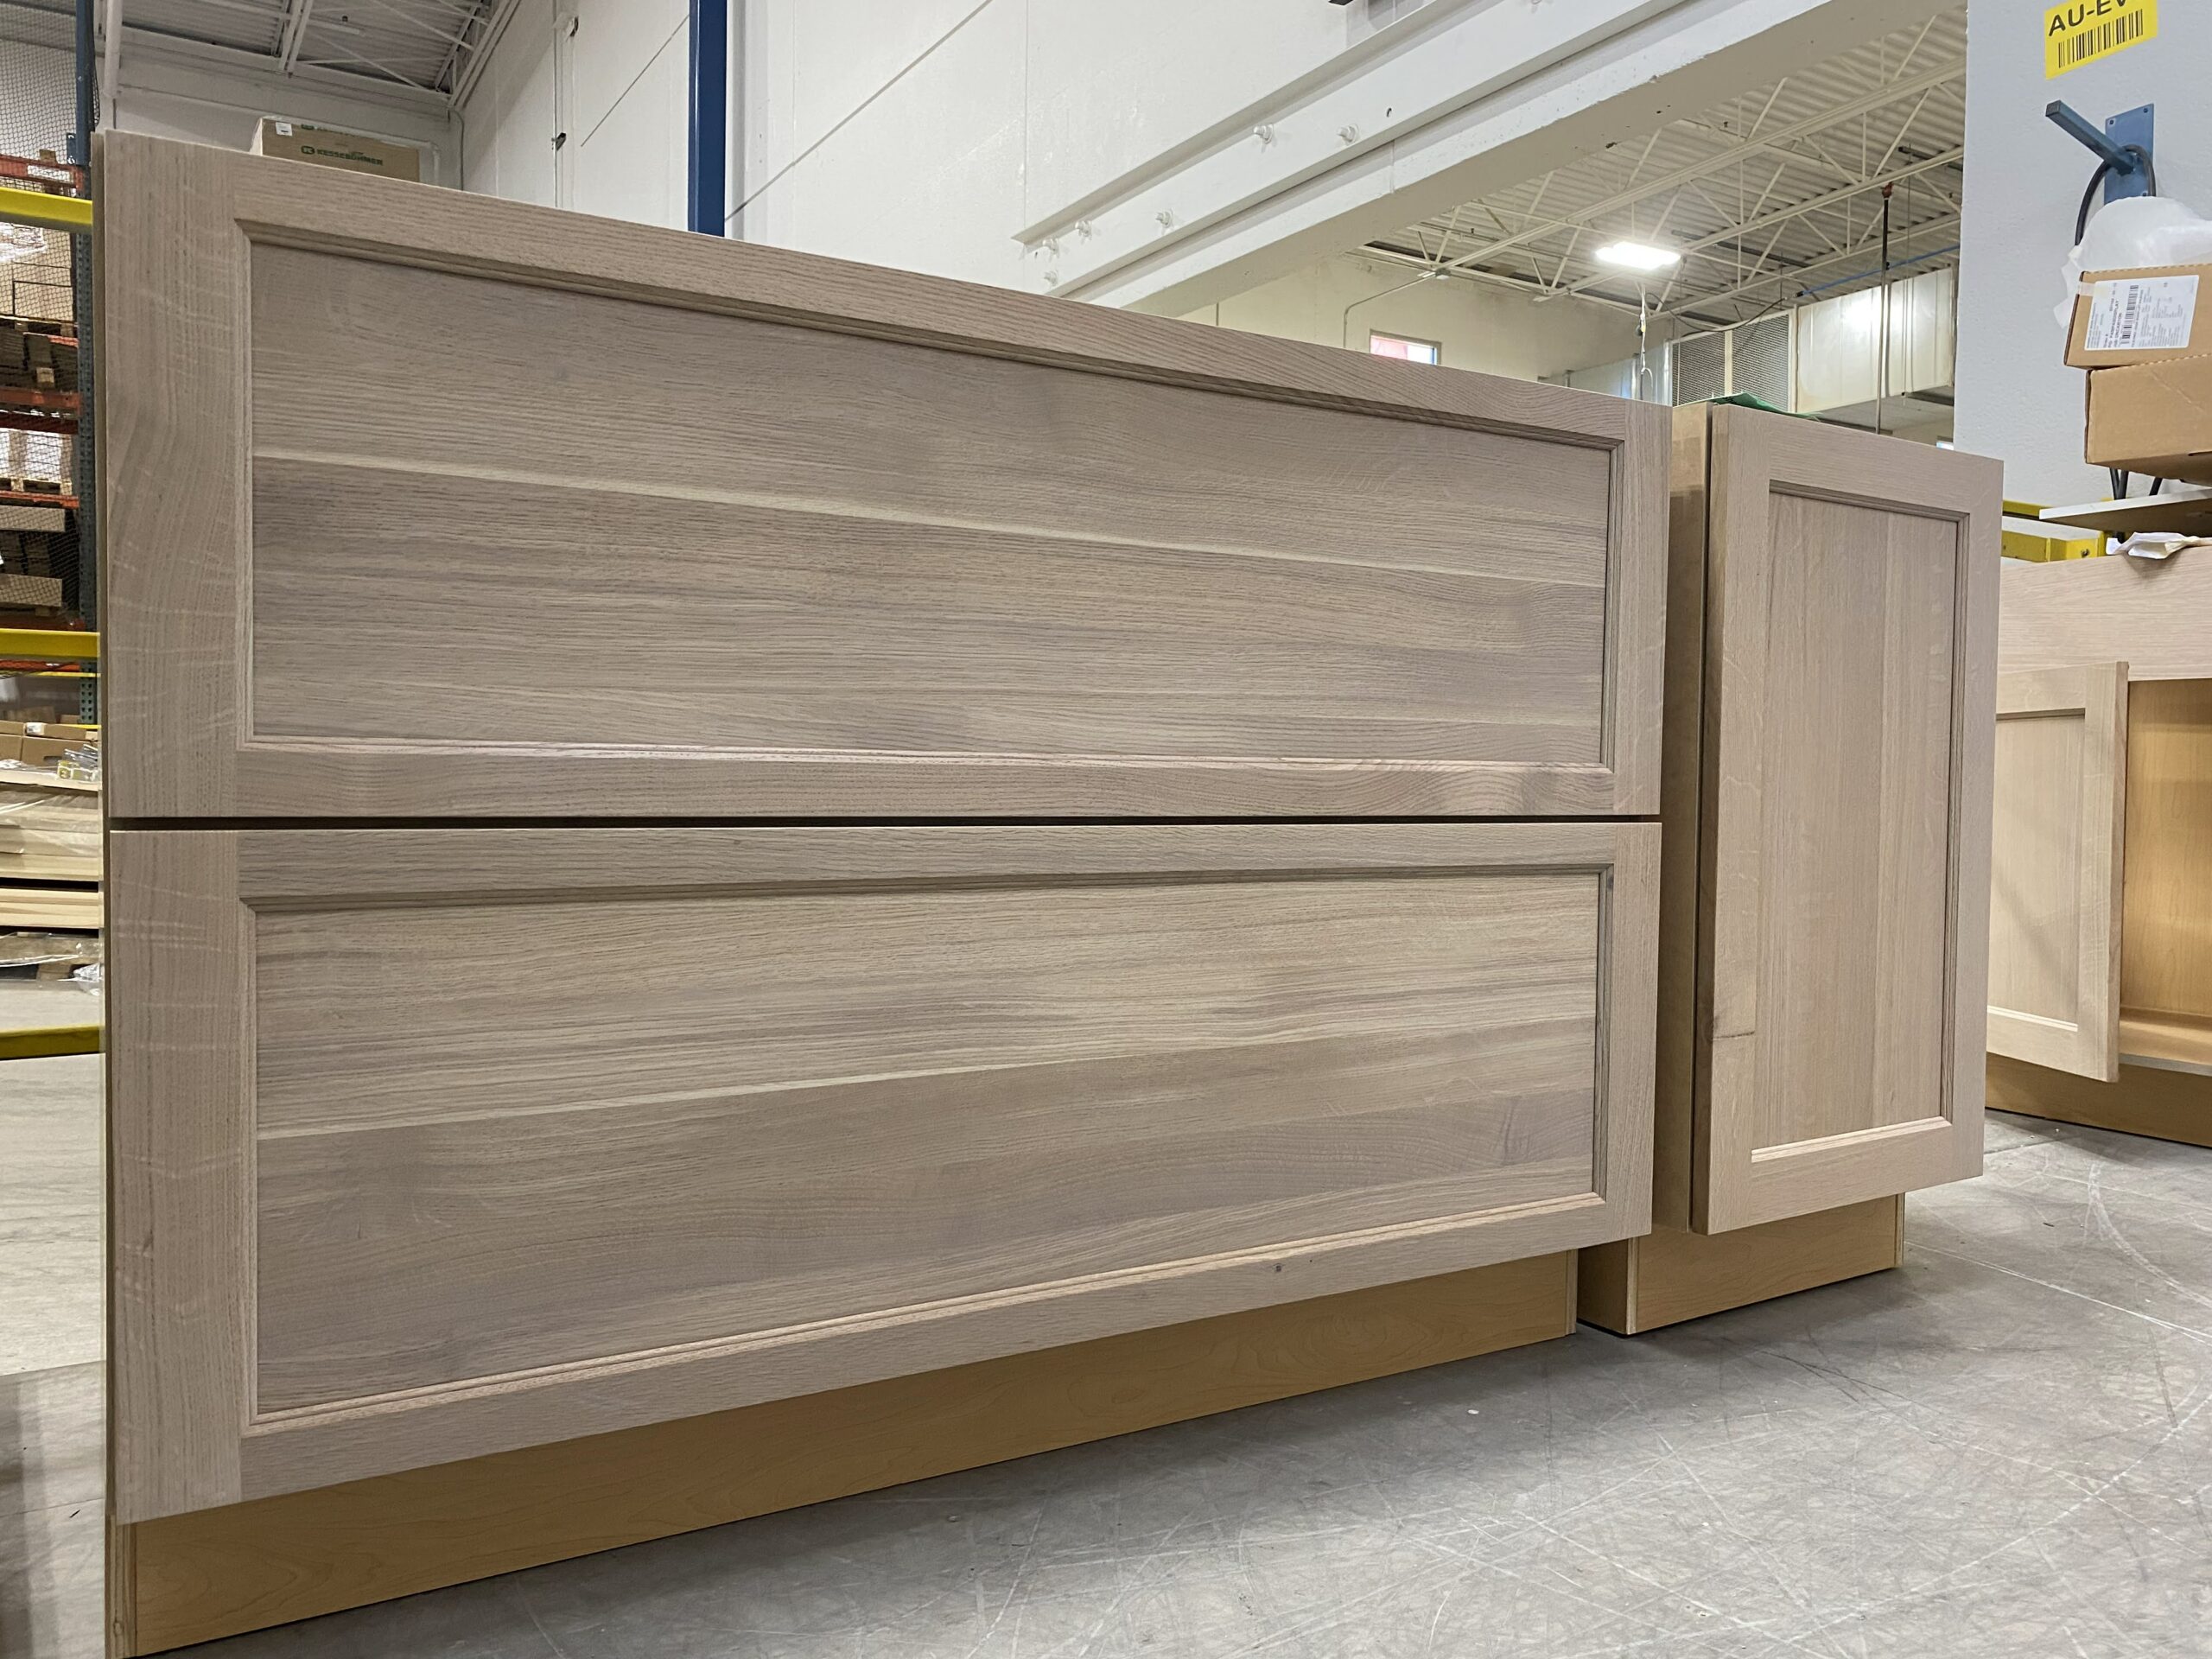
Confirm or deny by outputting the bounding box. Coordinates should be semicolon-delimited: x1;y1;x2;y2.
1694;409;1999;1233
99;132;1665;822
1987;664;2128;1080
110;822;1657;1520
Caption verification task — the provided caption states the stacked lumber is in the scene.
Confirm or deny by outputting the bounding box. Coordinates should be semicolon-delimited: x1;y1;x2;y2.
0;754;99;931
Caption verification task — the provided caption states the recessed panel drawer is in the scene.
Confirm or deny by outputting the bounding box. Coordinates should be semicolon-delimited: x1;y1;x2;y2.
109;821;1657;1519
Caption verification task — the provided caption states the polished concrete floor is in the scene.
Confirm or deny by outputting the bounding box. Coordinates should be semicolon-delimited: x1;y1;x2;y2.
8;1058;2212;1656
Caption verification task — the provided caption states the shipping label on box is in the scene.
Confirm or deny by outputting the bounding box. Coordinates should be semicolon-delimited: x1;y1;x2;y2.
2084;275;2197;354
2069;264;2212;366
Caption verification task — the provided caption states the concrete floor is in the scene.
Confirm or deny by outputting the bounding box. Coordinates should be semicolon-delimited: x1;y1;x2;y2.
8;1060;2212;1657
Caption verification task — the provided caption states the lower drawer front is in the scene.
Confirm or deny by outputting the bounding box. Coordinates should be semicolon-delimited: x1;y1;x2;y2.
109;822;1656;1519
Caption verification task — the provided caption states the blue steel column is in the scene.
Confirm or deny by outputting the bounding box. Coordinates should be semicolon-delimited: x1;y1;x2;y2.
687;0;728;235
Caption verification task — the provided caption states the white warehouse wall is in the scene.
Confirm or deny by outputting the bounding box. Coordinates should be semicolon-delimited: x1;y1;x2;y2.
461;0;690;228
736;0;1958;309
458;0;1959;315
1954;6;2212;503
460;0;558;207
1186;254;1646;383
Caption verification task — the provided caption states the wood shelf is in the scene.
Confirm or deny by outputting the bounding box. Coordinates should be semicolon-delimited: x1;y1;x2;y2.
2120;1009;2212;1075
2038;494;2212;537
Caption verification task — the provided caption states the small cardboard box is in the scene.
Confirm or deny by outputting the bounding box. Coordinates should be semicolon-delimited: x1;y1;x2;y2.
2084;357;2212;484
253;119;421;183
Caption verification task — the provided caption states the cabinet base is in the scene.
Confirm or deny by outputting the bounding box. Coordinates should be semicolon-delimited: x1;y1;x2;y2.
1576;1198;1904;1336
1988;1052;2212;1148
111;1251;1575;1656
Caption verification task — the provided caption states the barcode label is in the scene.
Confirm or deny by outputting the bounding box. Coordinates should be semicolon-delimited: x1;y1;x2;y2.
2083;275;2197;353
2046;0;2156;77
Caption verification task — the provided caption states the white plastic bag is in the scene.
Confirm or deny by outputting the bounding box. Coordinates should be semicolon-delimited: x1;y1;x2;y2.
2055;195;2212;325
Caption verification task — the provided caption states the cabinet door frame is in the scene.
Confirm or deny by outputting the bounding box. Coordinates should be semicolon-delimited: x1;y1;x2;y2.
1986;662;2129;1081
110;821;1658;1522
1693;408;1999;1233
98;131;1666;823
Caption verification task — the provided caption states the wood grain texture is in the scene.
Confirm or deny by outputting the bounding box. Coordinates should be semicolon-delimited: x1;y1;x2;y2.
99;130;1667;822
1653;404;1713;1232
1986;664;2128;1079
110;823;1657;1518
2118;1011;2212;1071
106;835;252;1522
1694;409;1999;1233
2000;554;2212;681
1988;1052;2212;1148
0;887;101;927
2118;677;2212;1027
1575;1198;1901;1335
116;1253;1573;1656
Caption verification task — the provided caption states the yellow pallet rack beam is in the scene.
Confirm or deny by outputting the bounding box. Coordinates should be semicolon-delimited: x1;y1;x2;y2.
0;1023;100;1060
0;630;98;659
0;183;91;233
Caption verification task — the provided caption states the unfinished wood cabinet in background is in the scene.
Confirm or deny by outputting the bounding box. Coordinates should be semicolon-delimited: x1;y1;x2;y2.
1583;403;2002;1333
1991;557;2212;1141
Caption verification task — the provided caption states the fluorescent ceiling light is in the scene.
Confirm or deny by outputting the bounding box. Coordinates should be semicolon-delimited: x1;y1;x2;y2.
1593;240;1681;272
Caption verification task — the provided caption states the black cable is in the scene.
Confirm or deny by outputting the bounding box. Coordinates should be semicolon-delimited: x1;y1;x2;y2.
2075;145;2159;243
2077;163;2114;244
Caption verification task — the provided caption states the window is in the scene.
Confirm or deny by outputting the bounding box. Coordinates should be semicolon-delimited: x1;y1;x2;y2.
1370;331;1441;365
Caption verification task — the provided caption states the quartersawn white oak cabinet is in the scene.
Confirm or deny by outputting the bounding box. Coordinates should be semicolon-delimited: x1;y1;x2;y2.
99;128;1670;1542
99;130;1665;823
1583;404;2001;1332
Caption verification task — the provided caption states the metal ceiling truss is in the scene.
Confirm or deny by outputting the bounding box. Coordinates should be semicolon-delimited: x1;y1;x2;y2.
1363;6;1969;326
16;0;509;104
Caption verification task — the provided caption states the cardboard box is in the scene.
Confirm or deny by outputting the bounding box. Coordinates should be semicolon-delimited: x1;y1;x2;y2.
16;736;91;767
2084;357;2212;484
253;119;421;183
2069;264;2212;368
2069;264;2212;482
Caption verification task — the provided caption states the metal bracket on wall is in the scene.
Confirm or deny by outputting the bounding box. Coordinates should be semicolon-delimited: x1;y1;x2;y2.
2046;100;2157;204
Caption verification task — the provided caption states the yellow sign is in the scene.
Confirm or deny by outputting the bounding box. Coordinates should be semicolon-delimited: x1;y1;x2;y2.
2046;0;2157;77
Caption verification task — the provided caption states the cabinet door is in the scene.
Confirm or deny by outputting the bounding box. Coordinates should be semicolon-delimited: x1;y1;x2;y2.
1694;409;1999;1233
110;822;1657;1520
1987;664;2128;1080
98;131;1664;823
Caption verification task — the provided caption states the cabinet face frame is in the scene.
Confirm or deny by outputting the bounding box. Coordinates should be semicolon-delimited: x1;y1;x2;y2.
1986;663;2129;1081
108;822;1658;1522
1691;407;1999;1233
96;131;1666;823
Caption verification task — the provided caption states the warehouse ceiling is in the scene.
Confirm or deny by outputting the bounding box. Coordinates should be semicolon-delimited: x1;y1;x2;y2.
1360;5;1966;329
1;0;511;103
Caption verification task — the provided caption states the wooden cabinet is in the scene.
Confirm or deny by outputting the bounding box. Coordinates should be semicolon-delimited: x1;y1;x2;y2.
1583;404;2001;1333
99;134;1665;823
1675;404;1998;1232
1990;557;2212;1135
99;128;1669;1545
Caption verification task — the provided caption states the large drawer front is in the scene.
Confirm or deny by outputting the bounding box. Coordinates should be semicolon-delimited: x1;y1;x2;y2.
100;134;1665;821
110;822;1657;1519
